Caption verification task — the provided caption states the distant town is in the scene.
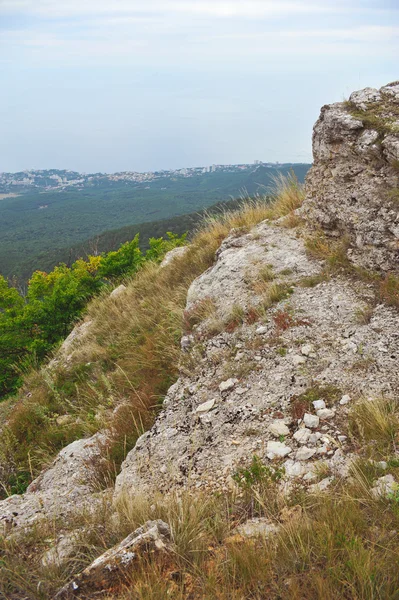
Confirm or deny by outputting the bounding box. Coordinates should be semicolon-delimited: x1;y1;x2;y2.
0;161;305;194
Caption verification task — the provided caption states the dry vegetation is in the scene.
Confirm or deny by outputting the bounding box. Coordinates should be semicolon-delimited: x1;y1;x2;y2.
2;398;399;599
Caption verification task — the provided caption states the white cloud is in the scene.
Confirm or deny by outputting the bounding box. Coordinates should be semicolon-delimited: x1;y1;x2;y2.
0;0;353;18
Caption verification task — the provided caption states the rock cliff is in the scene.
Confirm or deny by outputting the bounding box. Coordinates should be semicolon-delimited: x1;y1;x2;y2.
302;82;399;272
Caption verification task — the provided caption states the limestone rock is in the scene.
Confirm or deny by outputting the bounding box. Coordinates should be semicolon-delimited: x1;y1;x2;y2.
266;441;292;459
235;518;279;539
268;420;290;437
219;378;238;393
54;520;172;599
371;474;398;499
296;446;317;461
48;320;92;368
303;413;319;429
109;284;127;298
160;246;188;267
0;433;108;537
114;220;399;499
301;82;399;274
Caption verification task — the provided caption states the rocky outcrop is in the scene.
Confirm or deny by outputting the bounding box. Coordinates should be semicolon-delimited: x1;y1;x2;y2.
0;433;108;536
54;520;172;599
114;222;399;499
302;82;399;273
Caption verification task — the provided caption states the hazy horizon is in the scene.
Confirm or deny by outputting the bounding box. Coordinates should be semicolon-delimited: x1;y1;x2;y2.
1;0;398;173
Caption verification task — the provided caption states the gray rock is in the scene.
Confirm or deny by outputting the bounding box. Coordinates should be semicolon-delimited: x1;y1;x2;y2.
303;413;320;429
54;520;172;599
160;246;188;267
236;518;279;539
266;441;292;459
219;378;238;393
109;284;127;298
0;433;108;537
339;395;351;405
316;408;335;420
293;427;311;444
268;420;290;437
296;446;317;461
301;82;399;274
196;399;216;413
371;475;398;499
313;400;326;411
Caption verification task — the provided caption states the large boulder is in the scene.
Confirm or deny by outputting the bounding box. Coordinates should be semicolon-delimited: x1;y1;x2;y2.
302;82;399;273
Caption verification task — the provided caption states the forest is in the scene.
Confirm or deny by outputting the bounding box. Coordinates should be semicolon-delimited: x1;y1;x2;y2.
0;164;310;280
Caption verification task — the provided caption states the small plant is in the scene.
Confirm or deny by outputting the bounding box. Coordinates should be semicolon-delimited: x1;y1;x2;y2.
183;297;217;333
233;455;285;489
224;304;245;333
355;304;374;324
290;384;341;419
305;232;351;271
258;265;275;282
276;347;287;357
380;273;399;309
262;283;293;310
299;272;329;288
273;308;310;332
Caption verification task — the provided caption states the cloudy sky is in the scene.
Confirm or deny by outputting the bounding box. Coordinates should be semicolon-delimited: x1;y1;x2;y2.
0;0;398;173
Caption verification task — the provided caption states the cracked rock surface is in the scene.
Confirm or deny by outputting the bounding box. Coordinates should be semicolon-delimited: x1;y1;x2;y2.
301;81;399;273
114;222;399;499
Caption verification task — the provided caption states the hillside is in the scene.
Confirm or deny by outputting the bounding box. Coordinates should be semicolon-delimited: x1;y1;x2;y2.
1;83;399;600
0;163;310;279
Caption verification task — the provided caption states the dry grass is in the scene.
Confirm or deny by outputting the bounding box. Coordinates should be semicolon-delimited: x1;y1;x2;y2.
2;467;399;600
348;397;399;456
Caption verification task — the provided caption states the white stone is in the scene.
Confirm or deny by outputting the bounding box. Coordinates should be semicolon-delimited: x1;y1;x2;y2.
339;395;351;405
266;441;292;459
110;284;127;298
316;408;335;419
371;475;398;498
195;399;216;414
292;354;306;366
293;428;311;444
256;326;268;335
236;518;279;539
283;459;307;478
313;400;326;411
376;461;388;470
301;344;316;357
295;446;317;461
303;413;319;429
309;477;333;493
268;421;290;437
219;378;238;393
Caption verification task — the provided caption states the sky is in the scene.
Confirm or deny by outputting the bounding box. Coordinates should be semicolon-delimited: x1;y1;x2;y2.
0;0;398;173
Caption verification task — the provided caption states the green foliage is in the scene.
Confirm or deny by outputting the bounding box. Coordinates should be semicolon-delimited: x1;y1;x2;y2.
233;455;285;489
0;232;186;399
